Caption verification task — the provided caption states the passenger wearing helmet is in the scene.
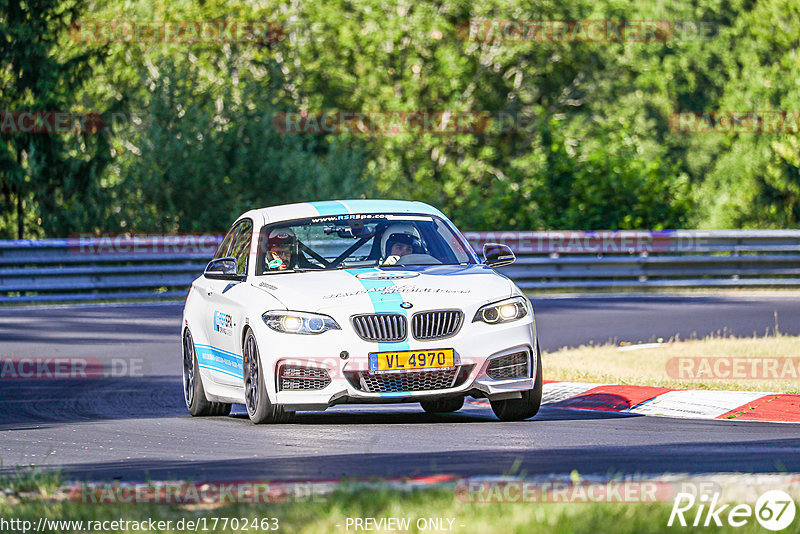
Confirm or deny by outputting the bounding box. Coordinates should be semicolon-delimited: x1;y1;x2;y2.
266;228;297;270
381;223;423;265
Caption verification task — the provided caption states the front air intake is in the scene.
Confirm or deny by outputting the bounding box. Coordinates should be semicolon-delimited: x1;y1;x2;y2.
487;351;529;380
351;313;407;342
278;365;332;391
411;310;463;340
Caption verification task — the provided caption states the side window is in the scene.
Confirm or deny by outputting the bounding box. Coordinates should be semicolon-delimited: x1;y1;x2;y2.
230;219;253;275
214;226;237;260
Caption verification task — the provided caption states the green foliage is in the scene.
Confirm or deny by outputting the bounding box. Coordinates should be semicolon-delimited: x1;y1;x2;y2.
0;0;111;238
0;477;788;534
2;0;799;235
107;58;369;233
691;0;800;228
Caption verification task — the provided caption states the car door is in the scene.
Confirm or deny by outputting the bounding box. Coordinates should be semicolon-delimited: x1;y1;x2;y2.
195;219;252;384
193;222;236;342
203;219;253;386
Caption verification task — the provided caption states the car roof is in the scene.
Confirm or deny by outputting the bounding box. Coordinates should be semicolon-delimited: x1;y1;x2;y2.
238;200;448;226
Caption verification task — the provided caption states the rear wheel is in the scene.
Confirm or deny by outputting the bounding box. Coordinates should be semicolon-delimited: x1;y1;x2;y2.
243;330;291;424
183;329;231;417
490;343;543;422
420;397;464;413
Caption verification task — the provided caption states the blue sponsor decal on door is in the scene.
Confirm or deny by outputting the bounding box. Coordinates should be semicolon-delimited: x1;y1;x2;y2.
213;310;232;336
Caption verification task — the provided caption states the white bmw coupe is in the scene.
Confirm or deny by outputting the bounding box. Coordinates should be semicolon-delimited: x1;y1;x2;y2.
182;200;542;423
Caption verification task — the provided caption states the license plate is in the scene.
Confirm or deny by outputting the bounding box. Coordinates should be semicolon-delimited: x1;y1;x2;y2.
369;349;455;373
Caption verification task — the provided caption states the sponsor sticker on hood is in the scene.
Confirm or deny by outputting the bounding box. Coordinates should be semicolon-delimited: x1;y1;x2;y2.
356;270;419;281
323;285;471;299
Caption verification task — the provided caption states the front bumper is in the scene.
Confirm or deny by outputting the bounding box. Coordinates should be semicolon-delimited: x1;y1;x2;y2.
253;316;538;411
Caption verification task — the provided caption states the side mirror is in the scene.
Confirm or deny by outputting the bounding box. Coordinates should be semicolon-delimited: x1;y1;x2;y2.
483;243;515;268
204;257;246;281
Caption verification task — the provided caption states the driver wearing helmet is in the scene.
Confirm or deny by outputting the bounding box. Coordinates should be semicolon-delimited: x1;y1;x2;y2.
266;228;297;270
381;223;423;265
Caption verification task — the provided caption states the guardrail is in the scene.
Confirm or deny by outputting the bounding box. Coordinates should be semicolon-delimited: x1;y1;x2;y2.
462;230;800;290
0;230;799;303
0;236;220;303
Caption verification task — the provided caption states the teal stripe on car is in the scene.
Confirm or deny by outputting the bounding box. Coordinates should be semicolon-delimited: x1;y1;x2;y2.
345;268;410;353
308;204;409;348
308;200;350;216
308;202;418;397
194;344;242;359
336;199;435;215
346;268;412;397
194;344;243;378
198;364;242;380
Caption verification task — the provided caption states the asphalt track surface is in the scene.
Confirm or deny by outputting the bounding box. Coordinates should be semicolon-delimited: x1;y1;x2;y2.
1;293;798;482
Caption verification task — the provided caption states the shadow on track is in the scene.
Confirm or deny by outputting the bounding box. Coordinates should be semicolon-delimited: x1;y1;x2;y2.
0;376;186;430
0;375;640;430
0;305;181;344
17;434;800;483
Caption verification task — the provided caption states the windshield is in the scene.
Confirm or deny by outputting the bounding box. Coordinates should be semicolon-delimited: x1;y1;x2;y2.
256;213;477;274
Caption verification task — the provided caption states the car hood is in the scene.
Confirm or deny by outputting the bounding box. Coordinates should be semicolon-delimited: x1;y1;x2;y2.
249;264;516;314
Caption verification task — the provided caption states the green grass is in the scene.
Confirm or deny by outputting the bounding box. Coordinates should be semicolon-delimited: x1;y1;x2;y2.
544;333;800;394
0;489;770;534
1;471;796;533
0;467;62;495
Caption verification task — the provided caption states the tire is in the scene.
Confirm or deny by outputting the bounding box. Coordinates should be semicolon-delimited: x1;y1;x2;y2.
490;342;543;422
243;329;291;424
420;397;464;413
183;329;232;417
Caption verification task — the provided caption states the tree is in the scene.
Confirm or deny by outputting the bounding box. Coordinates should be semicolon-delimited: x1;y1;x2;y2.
0;0;110;238
111;57;369;233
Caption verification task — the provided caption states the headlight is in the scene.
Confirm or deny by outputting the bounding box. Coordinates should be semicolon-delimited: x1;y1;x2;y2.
262;311;341;335
472;296;529;325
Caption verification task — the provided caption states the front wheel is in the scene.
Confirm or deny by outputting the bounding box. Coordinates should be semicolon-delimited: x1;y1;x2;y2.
243;330;291;424
183;329;231;417
490;343;543;422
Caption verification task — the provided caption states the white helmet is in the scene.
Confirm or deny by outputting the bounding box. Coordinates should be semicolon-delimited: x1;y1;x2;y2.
267;228;297;249
381;223;422;257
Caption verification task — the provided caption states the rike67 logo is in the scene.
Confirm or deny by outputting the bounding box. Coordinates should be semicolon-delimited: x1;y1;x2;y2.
668;490;796;531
